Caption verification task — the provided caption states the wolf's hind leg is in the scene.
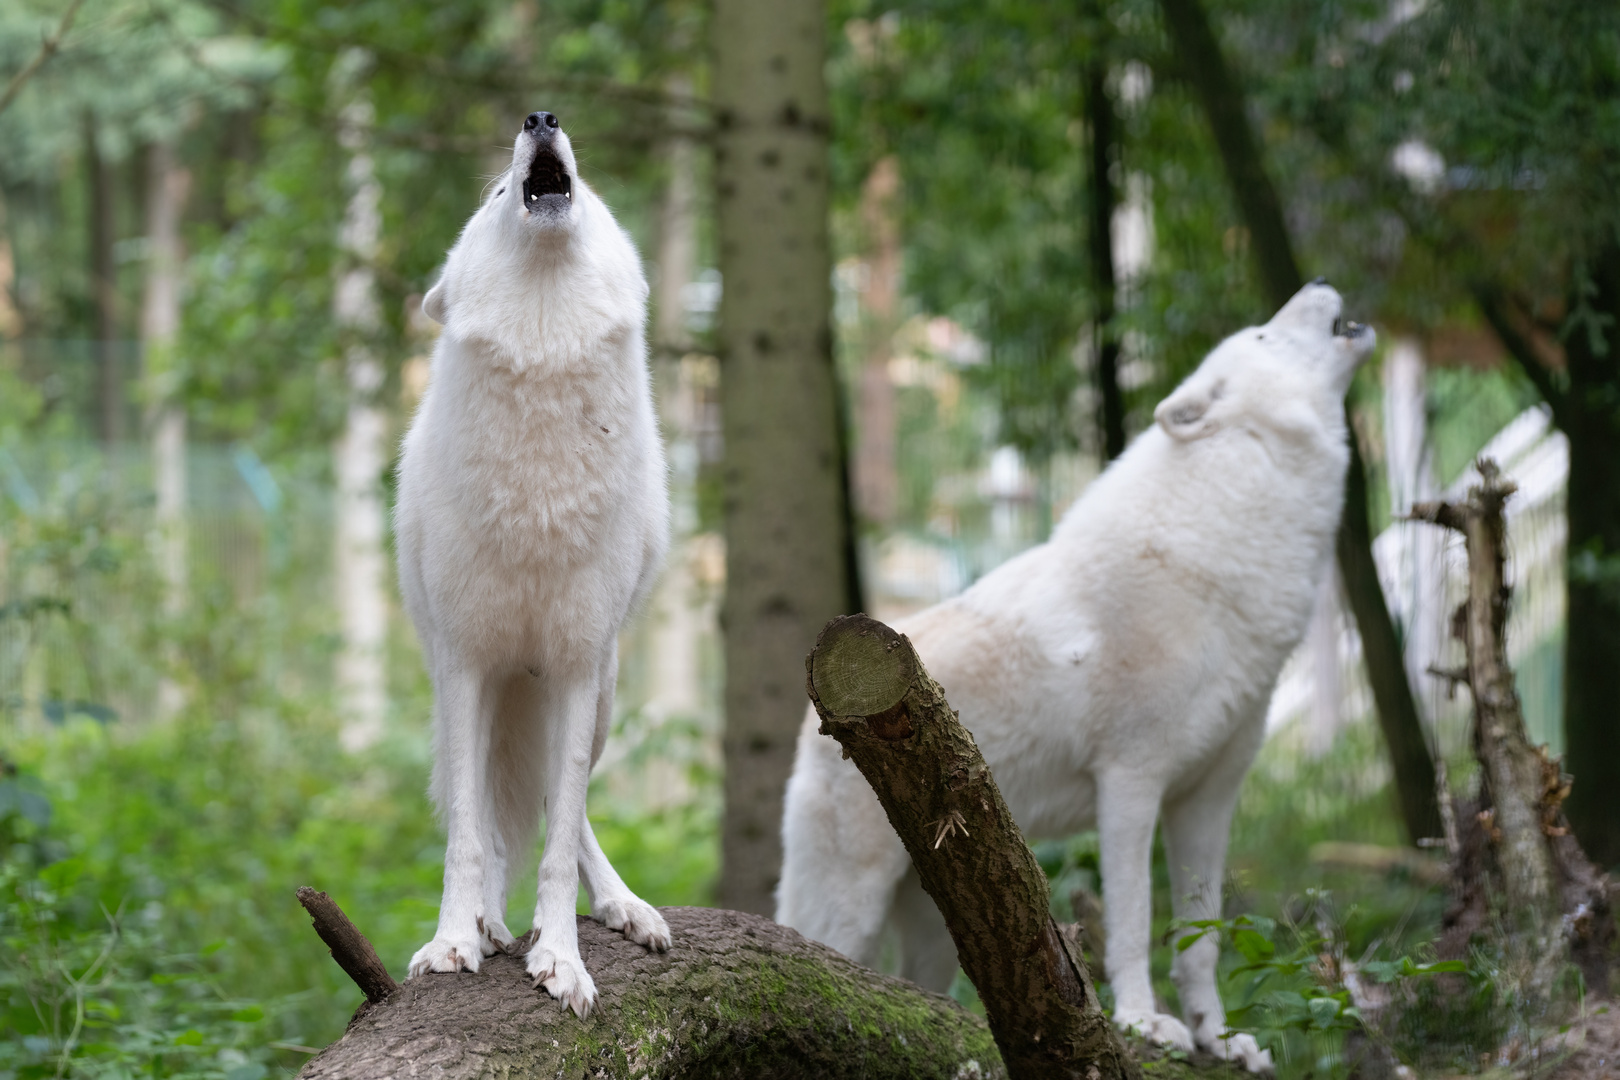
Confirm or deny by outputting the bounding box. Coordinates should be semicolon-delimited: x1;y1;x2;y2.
576;643;670;950
775;717;909;967
893;868;958;992
578;817;672;950
479;673;547;955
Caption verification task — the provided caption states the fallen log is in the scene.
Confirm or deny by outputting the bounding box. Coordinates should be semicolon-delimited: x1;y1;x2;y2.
806;613;1139;1079
296;904;1004;1079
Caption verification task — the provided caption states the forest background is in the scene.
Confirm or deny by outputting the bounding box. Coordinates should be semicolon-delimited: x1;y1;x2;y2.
0;0;1615;1076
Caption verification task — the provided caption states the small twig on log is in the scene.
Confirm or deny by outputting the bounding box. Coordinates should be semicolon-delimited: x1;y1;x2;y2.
295;886;399;1004
807;614;1139;1080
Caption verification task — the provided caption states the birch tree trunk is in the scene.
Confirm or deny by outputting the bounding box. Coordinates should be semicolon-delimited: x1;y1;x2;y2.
85;114;122;446
713;0;857;913
142;140;192;719
331;50;389;752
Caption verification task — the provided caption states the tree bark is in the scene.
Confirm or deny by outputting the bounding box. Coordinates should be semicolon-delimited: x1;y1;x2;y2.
298;906;1006;1080
1157;0;1442;845
806;614;1139;1080
1084;41;1127;462
1413;461;1613;1007
713;0;857;914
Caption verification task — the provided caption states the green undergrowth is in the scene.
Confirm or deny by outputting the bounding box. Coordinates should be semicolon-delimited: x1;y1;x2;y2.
0;712;719;1078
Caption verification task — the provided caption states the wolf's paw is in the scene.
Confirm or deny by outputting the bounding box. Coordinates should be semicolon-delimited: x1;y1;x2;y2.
1208;1031;1274;1075
594;898;671;952
477;915;515;957
526;946;597;1018
408;936;483;977
1114;1009;1196;1053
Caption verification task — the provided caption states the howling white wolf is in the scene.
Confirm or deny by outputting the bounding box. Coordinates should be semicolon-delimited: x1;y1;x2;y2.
777;282;1376;1073
395;111;669;1017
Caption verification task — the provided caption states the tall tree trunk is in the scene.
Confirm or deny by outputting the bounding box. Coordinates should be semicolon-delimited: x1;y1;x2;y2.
713;0;856;913
1560;245;1620;868
86;114;121;445
854;156;901;526
1157;0;1442;844
331;50;389;752
142;139;192;719
1084;48;1127;461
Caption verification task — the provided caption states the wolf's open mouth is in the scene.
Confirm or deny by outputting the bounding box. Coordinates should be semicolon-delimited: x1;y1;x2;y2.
1332;317;1367;339
523;150;571;207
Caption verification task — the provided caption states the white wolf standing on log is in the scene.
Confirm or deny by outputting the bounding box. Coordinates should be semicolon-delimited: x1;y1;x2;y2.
778;282;1377;1072
394;112;670;1017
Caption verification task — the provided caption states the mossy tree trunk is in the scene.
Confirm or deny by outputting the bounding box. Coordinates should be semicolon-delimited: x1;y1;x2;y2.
713;0;860;914
297;907;1005;1080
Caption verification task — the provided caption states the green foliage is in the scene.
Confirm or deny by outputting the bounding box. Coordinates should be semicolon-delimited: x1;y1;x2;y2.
0;763;286;1080
1174;896;1467;1078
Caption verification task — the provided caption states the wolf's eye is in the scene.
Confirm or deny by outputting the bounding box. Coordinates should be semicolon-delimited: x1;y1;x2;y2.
495;187;506;197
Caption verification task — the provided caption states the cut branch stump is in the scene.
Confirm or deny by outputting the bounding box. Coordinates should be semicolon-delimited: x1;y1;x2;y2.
807;613;1140;1080
296;887;398;1005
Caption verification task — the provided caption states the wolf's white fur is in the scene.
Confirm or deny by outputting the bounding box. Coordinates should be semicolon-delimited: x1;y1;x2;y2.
777;284;1375;1073
395;115;669;1017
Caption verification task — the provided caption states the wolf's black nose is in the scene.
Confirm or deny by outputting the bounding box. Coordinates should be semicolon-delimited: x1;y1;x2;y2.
524;112;560;132
1310;275;1329;286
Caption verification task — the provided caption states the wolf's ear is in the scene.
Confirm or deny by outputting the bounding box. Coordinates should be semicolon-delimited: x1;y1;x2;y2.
1154;378;1225;441
422;281;448;325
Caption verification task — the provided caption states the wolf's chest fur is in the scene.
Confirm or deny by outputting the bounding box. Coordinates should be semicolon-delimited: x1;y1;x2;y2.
425;330;645;566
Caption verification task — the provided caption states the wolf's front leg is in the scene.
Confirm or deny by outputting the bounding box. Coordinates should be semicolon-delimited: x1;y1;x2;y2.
410;667;495;976
1098;771;1196;1053
1163;745;1273;1075
525;674;600;1016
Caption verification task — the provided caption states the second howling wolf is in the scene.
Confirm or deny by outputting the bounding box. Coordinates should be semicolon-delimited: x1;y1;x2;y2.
779;282;1378;1074
394;111;669;1017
